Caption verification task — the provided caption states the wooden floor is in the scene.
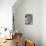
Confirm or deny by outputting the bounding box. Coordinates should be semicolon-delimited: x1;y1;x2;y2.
0;39;16;46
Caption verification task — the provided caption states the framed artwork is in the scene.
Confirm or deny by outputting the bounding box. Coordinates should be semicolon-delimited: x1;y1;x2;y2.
25;14;33;25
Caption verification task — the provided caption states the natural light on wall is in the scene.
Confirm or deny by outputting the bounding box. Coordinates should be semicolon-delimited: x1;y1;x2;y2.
0;8;12;30
0;0;16;30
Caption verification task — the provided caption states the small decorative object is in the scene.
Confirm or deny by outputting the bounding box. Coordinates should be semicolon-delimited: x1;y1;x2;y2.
25;14;33;25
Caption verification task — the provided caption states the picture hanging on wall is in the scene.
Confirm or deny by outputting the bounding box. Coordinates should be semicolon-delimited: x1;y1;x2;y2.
25;14;33;25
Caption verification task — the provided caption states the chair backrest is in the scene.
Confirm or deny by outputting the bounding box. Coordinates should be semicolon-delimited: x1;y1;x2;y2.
15;33;23;46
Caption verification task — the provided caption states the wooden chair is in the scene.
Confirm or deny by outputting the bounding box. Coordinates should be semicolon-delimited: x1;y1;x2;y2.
14;33;23;46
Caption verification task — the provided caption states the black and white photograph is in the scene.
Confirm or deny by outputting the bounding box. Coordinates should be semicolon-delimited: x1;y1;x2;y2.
25;14;33;25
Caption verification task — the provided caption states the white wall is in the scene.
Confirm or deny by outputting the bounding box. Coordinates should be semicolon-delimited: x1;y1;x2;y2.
0;0;16;29
41;0;46;46
13;0;41;46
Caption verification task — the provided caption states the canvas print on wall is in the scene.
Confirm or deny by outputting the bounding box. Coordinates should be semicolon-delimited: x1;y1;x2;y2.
25;14;33;25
